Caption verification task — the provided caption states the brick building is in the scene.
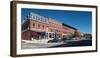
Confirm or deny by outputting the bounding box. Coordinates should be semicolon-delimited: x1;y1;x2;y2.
46;19;63;39
61;23;78;39
22;12;48;40
22;12;81;40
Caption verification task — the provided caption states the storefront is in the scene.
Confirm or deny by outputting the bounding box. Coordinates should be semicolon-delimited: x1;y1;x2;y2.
46;32;55;39
30;31;46;40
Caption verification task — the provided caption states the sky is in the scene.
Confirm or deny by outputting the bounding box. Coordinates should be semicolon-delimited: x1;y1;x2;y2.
21;8;92;34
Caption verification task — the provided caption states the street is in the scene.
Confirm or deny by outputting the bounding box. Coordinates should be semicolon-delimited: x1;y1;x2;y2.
21;39;92;49
49;39;92;48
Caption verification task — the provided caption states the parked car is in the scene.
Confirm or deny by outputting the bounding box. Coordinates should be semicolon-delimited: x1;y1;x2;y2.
48;38;62;43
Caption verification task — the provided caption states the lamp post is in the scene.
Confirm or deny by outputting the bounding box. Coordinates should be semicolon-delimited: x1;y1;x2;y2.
27;14;32;40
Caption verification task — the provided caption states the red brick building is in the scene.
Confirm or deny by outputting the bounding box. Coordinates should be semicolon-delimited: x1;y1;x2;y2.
61;23;78;39
22;12;80;40
22;12;48;40
46;19;63;39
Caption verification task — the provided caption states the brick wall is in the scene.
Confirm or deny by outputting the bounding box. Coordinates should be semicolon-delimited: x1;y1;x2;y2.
22;30;30;40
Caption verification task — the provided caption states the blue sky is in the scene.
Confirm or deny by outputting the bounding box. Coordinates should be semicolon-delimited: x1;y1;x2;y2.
21;8;92;33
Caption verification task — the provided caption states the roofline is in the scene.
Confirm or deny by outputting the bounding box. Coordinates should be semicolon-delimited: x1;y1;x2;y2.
62;23;77;30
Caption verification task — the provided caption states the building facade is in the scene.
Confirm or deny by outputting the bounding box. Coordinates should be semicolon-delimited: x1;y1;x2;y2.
22;12;48;40
61;23;78;39
22;12;81;40
46;19;63;39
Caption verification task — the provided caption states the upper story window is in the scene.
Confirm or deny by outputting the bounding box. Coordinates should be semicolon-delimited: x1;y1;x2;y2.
40;17;42;22
33;23;35;28
32;16;35;20
38;17;40;21
42;25;44;30
42;18;44;23
38;24;40;29
36;16;38;20
44;18;47;23
28;15;32;20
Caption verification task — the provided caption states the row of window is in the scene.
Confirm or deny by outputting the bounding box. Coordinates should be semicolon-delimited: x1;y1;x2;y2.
28;13;48;23
33;23;45;30
49;21;62;29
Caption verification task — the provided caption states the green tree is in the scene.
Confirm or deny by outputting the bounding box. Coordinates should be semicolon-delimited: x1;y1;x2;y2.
73;30;80;37
84;34;92;39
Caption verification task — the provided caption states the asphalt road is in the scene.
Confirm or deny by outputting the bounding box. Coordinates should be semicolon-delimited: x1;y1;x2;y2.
21;39;92;49
49;40;92;48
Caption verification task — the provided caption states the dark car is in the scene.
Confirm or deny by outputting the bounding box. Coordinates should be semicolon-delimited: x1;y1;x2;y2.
48;38;62;43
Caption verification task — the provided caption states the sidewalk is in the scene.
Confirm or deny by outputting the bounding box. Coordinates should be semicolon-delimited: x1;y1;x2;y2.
22;38;53;43
21;38;90;49
21;39;64;49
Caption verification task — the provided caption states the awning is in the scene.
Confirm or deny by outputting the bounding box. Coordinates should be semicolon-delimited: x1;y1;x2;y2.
31;31;38;37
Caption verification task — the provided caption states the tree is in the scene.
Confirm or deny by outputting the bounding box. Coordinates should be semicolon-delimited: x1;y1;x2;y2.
73;30;80;37
84;34;92;39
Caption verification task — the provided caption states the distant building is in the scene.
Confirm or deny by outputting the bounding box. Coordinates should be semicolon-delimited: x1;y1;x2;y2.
61;23;78;39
